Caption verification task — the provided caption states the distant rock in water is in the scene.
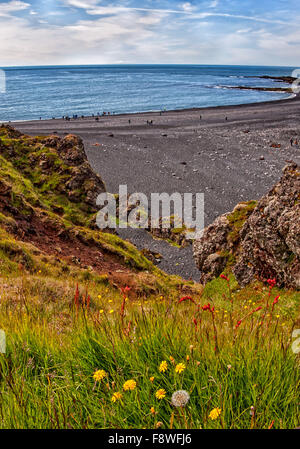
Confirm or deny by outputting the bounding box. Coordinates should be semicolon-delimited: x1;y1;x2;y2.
193;162;300;289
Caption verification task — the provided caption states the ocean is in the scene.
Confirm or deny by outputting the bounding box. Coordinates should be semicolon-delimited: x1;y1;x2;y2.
0;64;296;122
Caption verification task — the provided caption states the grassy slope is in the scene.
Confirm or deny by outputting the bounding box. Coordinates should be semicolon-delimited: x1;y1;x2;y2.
0;126;299;429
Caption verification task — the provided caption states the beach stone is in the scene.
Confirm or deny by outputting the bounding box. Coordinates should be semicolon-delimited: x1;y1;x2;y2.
193;162;300;289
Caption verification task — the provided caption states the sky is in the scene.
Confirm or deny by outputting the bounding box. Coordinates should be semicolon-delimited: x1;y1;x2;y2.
0;0;299;66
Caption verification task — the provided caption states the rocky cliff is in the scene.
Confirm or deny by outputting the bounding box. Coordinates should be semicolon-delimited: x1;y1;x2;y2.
0;124;199;298
193;162;300;289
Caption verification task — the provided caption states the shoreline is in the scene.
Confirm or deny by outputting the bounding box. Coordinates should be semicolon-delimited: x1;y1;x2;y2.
9;89;300;281
2;88;297;125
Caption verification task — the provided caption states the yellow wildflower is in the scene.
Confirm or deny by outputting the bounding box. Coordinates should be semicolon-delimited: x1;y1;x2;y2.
99;309;104;314
93;369;106;382
209;407;222;420
159;361;168;373
111;392;122;403
186;355;190;361
150;407;156;415
109;309;114;314
150;376;155;382
123;379;137;391
108;300;113;303
155;389;166;400
169;356;175;363
175;363;186;374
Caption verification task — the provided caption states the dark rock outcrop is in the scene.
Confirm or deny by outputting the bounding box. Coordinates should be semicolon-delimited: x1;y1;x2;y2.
193;163;300;289
0;126;106;210
42;134;106;207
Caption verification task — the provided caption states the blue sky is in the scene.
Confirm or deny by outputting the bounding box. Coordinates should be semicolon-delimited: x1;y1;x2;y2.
0;0;299;66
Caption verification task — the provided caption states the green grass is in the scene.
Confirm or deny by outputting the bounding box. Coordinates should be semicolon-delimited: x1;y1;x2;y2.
0;126;299;429
0;272;298;429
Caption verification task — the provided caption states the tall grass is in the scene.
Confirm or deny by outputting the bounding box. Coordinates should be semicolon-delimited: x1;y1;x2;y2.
0;273;299;429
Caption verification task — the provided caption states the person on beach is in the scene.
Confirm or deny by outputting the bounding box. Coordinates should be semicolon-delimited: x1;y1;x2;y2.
290;138;293;146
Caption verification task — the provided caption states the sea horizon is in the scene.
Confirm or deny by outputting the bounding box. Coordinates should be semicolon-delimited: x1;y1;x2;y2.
0;63;298;68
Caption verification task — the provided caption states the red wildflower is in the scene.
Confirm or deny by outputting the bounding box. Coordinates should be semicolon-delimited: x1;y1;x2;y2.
74;283;79;306
235;320;242;329
268;420;275;430
254;306;262;312
267;278;276;288
179;296;196;304
220;274;229;281
271;295;280;312
86;294;90;310
201;303;211;311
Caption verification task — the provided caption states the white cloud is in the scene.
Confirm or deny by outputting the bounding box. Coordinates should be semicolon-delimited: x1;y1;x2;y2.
193;12;287;25
180;2;196;12
0;0;30;16
236;28;252;34
63;0;194;16
62;0;99;8
0;0;299;66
